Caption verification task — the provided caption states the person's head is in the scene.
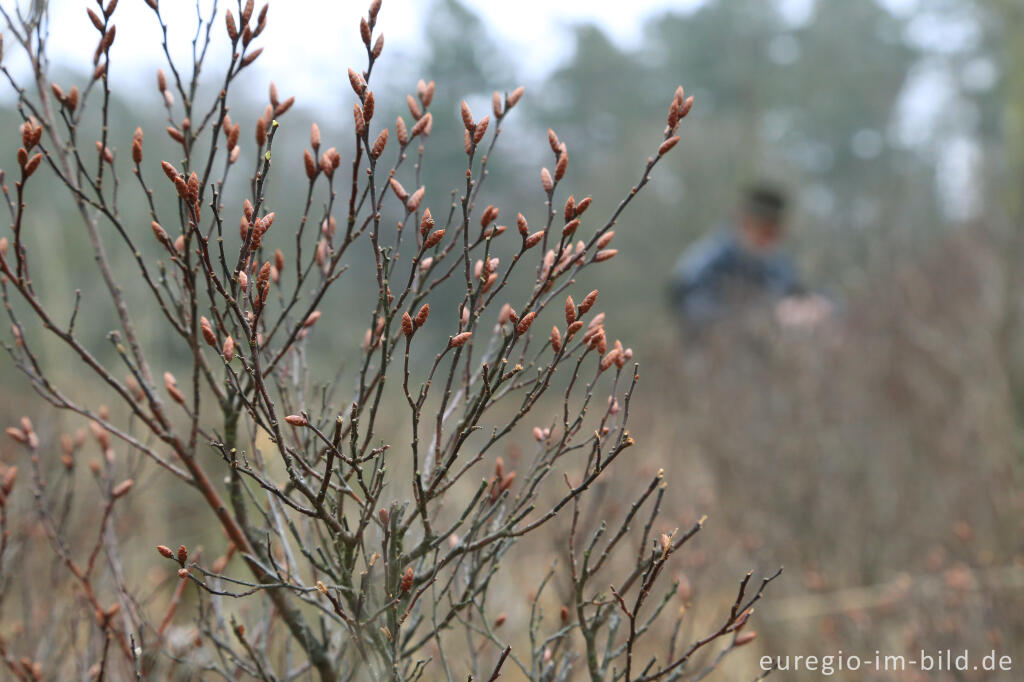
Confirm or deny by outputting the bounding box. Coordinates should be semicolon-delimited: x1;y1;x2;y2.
737;184;787;251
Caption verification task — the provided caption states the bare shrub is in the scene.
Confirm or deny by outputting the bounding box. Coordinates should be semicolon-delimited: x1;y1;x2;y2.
0;2;777;680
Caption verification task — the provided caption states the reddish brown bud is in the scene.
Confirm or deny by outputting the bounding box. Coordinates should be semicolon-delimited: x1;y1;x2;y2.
411;112;432;138
414;304;430;328
579;290;598;314
372;34;384;58
506;85;525;108
360;17;371;46
405;95;423;122
347;68;366;96
164;372;185;404
222;335;235;362
225;9;238;41
596;231;615;249
370;128;388;158
555;150;568;181
304;311;321;328
389;177;408;202
111;479;134;498
599;348;621;371
418;208;434;237
735;631;758;647
274;96;295;117
130;127;144;163
200;316;217;346
24;153;42;178
304;149;318;179
157;545;174;559
492;90;503;117
524;230;544;249
516;312;536;335
396;116;408;145
594;249;618;262
401;312;414;337
406;186;425;212
166;126;185;144
424;229;445;248
550;326;562;352
480;205;499;228
473;115;489;144
177;545;188;564
541;167;553;192
460;100;475;132
156;68;167;93
285;414;307;427
400;566;414;593
562;219;580;237
658;136;680;155
353;104;366;136
449;331;472;348
240;47;263;67
516;213;528;236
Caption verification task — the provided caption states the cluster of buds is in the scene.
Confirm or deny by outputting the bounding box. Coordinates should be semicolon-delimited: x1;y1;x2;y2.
157;543;190;568
399;566;414;594
400;303;430;337
225;0;269;52
6;416;39;452
160;161;201;218
221;114;242;164
487;456;517;503
49;82;79;112
492;84;525;119
86;1;117;80
516;213;545;249
660;85;694;155
17;121;44;179
360;0;385;58
460;100;491;153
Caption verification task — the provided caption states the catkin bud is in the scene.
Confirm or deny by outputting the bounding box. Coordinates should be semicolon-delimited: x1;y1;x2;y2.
157;545;174;559
516;312;536;335
424;229;445;248
541;167;553;192
400;566;414;593
111;479;134;498
524;230;544;249
222;335;235;362
579;290;598;314
368;125;385;155
401;312;414;337
200;316;217;346
449;331;472;348
284;414;307;427
594;249;618;262
304;149;318;179
419;208;434;236
480;205;499;228
562;218;580;237
565;296;577;325
164;372;185;404
547;128;560;154
406;186;425;212
414;304;430;328
550;326;562;352
460;100;474;132
658;136;680;155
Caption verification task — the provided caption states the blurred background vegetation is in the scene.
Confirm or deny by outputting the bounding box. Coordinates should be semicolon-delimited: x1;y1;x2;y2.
3;0;1024;678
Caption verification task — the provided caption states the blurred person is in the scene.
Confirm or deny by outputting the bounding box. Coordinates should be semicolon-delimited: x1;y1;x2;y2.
668;184;830;331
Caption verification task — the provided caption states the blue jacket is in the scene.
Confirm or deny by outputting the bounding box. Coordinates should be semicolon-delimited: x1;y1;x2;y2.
669;226;803;324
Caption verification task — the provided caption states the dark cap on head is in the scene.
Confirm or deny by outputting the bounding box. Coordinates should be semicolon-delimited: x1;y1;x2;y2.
742;183;787;222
